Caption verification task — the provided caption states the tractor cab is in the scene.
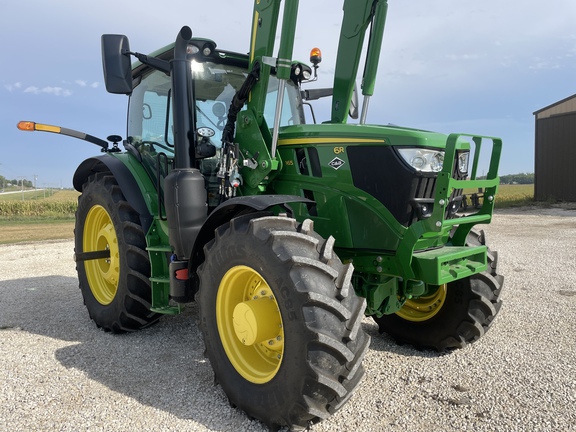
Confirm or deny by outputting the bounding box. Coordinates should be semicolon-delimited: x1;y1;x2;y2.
109;39;308;209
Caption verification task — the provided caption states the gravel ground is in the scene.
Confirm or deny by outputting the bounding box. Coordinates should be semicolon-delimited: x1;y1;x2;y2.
1;206;575;432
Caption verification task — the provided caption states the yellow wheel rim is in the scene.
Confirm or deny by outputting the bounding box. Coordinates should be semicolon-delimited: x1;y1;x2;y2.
396;284;447;322
83;205;120;305
216;265;284;384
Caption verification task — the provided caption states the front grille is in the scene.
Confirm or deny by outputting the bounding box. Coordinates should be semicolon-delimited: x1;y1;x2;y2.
347;146;463;227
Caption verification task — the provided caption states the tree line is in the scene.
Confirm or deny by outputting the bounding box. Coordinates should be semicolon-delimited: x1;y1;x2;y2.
0;175;34;188
475;172;534;184
498;173;534;184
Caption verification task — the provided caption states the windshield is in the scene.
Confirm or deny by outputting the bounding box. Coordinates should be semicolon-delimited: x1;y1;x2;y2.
192;60;304;148
192;60;247;147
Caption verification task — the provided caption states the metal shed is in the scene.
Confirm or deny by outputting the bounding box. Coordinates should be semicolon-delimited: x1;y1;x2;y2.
533;94;576;202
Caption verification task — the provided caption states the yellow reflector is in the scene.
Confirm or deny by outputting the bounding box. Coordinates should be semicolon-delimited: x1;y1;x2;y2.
35;123;61;133
17;121;36;131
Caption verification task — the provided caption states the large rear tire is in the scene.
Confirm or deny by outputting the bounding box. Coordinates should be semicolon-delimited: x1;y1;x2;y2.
75;172;160;333
197;215;370;430
373;229;504;351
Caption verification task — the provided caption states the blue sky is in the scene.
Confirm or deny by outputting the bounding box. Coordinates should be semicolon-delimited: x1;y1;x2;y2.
2;0;575;188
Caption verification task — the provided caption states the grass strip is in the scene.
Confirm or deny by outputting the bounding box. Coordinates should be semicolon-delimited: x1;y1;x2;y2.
0;219;75;244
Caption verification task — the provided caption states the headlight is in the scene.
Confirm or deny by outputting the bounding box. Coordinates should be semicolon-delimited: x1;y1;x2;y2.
290;63;313;83
187;44;200;55
397;148;445;173
457;151;470;175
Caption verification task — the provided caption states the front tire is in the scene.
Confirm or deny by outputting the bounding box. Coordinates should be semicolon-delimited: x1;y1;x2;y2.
198;215;370;430
75;172;160;333
374;229;504;351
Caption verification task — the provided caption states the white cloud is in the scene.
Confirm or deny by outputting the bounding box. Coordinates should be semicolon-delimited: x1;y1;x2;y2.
23;86;39;94
6;78;94;96
44;86;73;96
23;86;72;97
529;61;561;71
445;53;483;61
75;80;99;89
4;82;22;92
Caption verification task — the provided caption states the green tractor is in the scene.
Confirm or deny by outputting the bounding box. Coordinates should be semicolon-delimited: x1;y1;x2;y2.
19;0;503;429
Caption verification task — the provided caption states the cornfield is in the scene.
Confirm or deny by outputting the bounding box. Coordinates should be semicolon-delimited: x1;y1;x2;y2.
0;190;78;218
0;200;77;217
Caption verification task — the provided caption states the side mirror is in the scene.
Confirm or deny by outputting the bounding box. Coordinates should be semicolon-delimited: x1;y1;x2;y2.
349;83;359;120
101;34;133;95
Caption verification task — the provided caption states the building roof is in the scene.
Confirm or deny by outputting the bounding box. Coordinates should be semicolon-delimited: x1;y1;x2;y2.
534;93;576;119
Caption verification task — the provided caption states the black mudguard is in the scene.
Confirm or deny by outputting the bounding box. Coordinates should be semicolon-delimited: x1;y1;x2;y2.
73;155;154;232
189;195;313;273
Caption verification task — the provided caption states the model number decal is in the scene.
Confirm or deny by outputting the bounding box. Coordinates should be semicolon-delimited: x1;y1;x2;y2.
334;146;345;154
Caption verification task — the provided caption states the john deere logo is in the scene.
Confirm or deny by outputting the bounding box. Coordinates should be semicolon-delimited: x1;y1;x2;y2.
329;157;345;170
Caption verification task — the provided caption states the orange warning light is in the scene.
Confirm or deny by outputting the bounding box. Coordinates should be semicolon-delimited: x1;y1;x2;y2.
310;47;322;66
17;121;36;131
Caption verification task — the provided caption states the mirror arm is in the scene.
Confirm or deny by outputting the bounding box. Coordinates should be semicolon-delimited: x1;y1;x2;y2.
130;52;171;74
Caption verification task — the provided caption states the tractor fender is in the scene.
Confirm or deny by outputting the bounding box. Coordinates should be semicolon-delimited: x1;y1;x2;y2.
190;195;313;273
73;155;154;232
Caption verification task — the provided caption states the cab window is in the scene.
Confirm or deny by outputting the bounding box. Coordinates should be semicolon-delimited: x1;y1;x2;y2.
128;69;174;154
264;76;305;127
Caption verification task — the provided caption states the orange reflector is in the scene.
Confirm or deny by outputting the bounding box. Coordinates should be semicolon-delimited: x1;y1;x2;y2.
17;121;36;131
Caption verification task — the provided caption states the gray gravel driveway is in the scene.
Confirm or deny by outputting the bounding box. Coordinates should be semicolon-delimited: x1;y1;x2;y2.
1;206;575;431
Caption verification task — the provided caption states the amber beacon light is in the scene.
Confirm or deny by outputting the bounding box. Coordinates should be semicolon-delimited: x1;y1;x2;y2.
309;47;322;66
17;121;36;131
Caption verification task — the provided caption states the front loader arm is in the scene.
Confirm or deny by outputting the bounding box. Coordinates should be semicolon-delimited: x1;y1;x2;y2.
235;0;300;193
246;0;389;126
246;0;298;137
246;0;282;128
332;0;388;124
